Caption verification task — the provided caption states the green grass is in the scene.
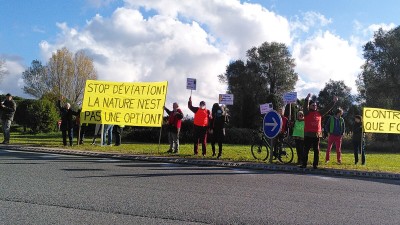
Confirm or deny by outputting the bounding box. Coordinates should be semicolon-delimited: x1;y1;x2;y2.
7;132;400;173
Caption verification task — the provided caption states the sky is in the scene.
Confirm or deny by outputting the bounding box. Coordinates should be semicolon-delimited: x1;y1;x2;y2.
1;0;399;112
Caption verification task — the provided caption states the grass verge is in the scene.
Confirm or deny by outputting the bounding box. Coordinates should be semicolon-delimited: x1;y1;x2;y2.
6;132;400;174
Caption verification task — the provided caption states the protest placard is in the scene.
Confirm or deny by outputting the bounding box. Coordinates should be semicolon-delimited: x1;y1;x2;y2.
81;80;168;127
260;103;273;114
363;107;400;134
219;94;234;105
283;92;297;104
186;78;197;90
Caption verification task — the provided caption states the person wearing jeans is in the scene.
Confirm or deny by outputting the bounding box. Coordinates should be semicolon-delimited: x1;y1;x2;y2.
325;108;345;164
164;103;183;153
103;124;114;145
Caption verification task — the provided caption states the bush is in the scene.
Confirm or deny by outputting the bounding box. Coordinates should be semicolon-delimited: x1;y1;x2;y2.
14;99;59;133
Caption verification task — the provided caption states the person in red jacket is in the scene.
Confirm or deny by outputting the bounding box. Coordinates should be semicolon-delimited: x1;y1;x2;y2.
188;97;211;156
164;102;183;153
301;94;338;169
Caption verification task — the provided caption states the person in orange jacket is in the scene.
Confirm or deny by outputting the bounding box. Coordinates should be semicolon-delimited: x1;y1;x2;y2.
188;96;211;156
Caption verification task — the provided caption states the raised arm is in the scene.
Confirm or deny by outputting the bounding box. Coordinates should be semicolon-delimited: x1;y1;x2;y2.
321;96;338;116
303;93;311;116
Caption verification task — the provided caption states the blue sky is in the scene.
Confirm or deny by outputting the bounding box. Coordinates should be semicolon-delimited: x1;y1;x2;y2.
0;0;399;107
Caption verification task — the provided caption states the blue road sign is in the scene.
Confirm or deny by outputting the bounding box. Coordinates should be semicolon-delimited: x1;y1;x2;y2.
263;110;282;139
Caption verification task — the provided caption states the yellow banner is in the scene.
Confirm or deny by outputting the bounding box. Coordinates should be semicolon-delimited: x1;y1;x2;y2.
81;80;168;127
363;107;400;134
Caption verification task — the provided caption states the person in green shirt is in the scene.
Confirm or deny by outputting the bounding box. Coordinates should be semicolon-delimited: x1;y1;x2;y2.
292;111;305;165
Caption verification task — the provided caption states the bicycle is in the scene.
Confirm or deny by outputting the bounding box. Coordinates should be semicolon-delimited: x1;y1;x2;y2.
250;129;294;164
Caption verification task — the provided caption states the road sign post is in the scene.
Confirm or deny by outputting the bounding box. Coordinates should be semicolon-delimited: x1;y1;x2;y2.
263;110;283;163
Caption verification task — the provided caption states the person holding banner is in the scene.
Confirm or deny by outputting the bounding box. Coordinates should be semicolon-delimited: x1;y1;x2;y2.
324;108;345;164
57;97;80;146
301;94;338;169
188;97;211;156
164;103;183;153
209;103;225;159
352;115;365;165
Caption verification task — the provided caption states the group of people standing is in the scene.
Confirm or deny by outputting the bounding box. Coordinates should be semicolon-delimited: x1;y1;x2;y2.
163;97;227;159
291;94;365;169
57;97;123;147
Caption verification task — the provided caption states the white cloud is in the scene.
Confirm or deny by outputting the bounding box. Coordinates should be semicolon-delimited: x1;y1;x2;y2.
291;11;332;33
0;56;28;98
39;0;292;113
293;31;364;97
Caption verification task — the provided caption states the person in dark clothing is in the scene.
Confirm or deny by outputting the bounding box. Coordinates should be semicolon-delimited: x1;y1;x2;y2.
352;115;365;165
209;103;225;159
0;93;16;144
188;96;211;156
301;94;337;169
113;125;124;146
57;97;79;146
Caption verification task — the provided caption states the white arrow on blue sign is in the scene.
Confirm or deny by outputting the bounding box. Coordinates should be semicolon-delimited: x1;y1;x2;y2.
263;110;283;139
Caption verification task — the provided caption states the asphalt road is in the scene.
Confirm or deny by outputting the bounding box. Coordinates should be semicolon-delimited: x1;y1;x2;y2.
1;149;399;225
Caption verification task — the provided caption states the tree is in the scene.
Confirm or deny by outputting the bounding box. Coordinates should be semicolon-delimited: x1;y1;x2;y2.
219;42;298;128
318;80;355;133
22;48;98;106
22;60;50;98
357;26;400;110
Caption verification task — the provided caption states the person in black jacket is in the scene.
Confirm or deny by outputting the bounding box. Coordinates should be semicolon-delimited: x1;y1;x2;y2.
57;97;79;146
352;115;365;165
0;93;16;144
209;103;225;159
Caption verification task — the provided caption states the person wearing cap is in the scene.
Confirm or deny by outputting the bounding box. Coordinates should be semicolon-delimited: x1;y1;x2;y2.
352;115;365;165
57;96;79;146
0;93;16;144
188;96;211;156
301;93;338;169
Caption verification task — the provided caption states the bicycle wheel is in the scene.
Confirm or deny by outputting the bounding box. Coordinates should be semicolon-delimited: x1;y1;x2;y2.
251;141;270;161
276;141;294;164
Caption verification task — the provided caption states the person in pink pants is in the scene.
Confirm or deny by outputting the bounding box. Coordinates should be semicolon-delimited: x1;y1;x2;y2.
325;108;345;164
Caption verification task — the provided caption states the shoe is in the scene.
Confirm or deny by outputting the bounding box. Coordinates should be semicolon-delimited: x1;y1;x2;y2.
313;166;318;169
167;149;173;153
325;160;329;164
173;150;179;154
337;161;342;165
299;165;306;169
1;141;9;144
194;153;198;156
212;153;216;157
202;154;206;157
217;155;221;159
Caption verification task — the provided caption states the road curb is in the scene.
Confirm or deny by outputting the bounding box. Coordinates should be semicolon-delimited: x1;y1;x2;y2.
1;145;399;180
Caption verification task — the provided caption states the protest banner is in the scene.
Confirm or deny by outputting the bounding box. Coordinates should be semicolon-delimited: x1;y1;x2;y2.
186;78;197;90
81;80;168;127
260;103;273;114
363;107;400;134
219;94;234;105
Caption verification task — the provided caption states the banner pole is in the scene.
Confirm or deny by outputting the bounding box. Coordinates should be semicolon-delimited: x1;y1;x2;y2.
158;127;162;154
100;124;104;146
